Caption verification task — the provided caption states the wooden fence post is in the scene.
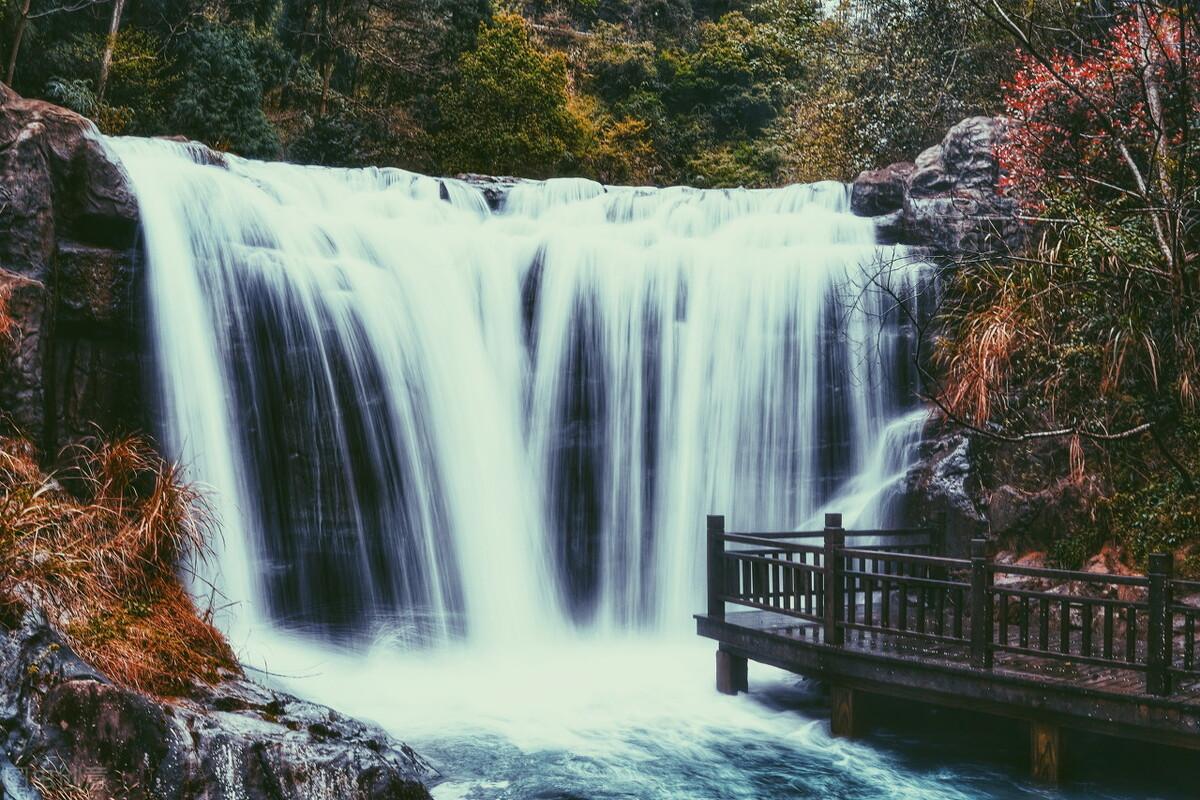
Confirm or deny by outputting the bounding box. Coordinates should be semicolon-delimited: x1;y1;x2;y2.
1146;552;1173;696
824;513;845;646
970;537;994;669
707;515;726;619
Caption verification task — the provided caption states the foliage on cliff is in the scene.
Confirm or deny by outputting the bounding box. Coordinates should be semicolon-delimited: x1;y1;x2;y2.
932;2;1200;568
0;435;238;696
1;0;1017;185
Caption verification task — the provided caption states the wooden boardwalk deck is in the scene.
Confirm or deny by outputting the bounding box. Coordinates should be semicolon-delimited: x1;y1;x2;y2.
695;514;1200;783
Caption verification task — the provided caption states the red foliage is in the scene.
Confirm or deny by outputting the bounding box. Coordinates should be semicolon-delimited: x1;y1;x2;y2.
998;11;1199;208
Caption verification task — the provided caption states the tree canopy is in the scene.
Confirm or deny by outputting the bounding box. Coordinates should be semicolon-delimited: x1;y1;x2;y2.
1;0;1015;184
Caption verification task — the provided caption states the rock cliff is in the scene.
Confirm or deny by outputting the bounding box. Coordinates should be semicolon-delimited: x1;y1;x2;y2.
0;83;145;454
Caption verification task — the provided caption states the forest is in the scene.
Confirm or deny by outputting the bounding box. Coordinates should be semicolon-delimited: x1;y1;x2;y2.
1;0;1017;185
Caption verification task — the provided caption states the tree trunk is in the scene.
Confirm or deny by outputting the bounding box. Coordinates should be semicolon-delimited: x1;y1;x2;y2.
5;0;33;86
97;0;127;103
319;60;333;117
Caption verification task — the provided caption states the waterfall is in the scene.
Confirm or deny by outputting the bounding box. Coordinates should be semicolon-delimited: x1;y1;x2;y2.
108;138;928;647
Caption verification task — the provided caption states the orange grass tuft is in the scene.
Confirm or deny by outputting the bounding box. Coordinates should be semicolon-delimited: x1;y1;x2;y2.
939;300;1021;426
0;434;238;697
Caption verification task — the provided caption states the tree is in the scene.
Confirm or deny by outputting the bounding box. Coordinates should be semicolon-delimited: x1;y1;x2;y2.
930;3;1200;488
170;25;281;157
5;0;111;85
435;12;585;177
95;0;123;101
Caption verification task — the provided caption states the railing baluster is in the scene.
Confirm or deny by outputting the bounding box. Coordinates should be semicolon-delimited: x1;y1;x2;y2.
806;561;816;618
999;594;1009;648
970;538;993;669
882;577;892;630
1039;597;1049;651
1125;606;1136;664
1104;604;1115;659
1019;596;1030;648
1060;599;1071;653
1081;602;1093;657
1186;612;1196;671
954;587;964;640
864;575;874;627
936;585;946;636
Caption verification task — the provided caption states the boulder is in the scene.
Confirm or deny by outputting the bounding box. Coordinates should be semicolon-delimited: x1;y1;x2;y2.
902;117;1023;255
0;82;138;264
850;116;1024;255
850;162;914;217
0;609;436;800
452;173;531;211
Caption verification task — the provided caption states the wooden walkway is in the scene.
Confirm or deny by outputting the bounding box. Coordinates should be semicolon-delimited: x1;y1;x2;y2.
695;514;1200;784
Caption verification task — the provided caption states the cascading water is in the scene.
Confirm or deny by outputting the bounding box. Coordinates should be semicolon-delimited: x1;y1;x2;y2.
104;138;1164;800
110;139;927;644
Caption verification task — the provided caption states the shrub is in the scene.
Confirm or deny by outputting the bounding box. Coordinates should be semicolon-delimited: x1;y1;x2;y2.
0;435;238;697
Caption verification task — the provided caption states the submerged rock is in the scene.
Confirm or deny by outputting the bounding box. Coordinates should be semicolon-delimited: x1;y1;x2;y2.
0;609;436;799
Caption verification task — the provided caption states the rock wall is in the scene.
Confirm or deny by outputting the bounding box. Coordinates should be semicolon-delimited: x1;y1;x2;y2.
0;83;145;455
0;610;435;800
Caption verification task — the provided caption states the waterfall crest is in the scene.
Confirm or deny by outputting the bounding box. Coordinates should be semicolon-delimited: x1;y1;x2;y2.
109;138;927;645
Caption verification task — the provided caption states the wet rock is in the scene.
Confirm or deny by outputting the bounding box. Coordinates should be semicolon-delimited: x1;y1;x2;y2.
0;270;48;438
902;117;1023;255
452;174;531;211
902;426;987;556
0;609;436;800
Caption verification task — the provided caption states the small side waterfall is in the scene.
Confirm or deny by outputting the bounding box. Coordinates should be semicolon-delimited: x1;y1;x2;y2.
109;139;928;646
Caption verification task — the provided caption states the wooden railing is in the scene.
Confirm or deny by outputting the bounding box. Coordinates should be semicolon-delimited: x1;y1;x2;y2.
706;513;1183;697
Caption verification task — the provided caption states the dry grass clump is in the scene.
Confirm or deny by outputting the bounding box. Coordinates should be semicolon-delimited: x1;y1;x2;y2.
0;434;238;697
25;756;97;800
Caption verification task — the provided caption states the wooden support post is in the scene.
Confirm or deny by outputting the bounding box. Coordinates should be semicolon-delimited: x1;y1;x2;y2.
707;515;725;619
715;648;748;695
1029;720;1062;784
830;685;860;738
970;537;994;669
824;513;845;646
1146;552;1173;696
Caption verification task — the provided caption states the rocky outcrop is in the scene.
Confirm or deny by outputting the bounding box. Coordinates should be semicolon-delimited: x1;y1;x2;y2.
0;609;435;800
852;116;1023;255
0;83;145;453
902;426;987;556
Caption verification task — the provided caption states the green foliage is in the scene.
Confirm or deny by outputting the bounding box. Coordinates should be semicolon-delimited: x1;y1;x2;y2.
687;141;774;187
436;13;584;177
44;77;97;117
171;25;281;158
8;0;1020;183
